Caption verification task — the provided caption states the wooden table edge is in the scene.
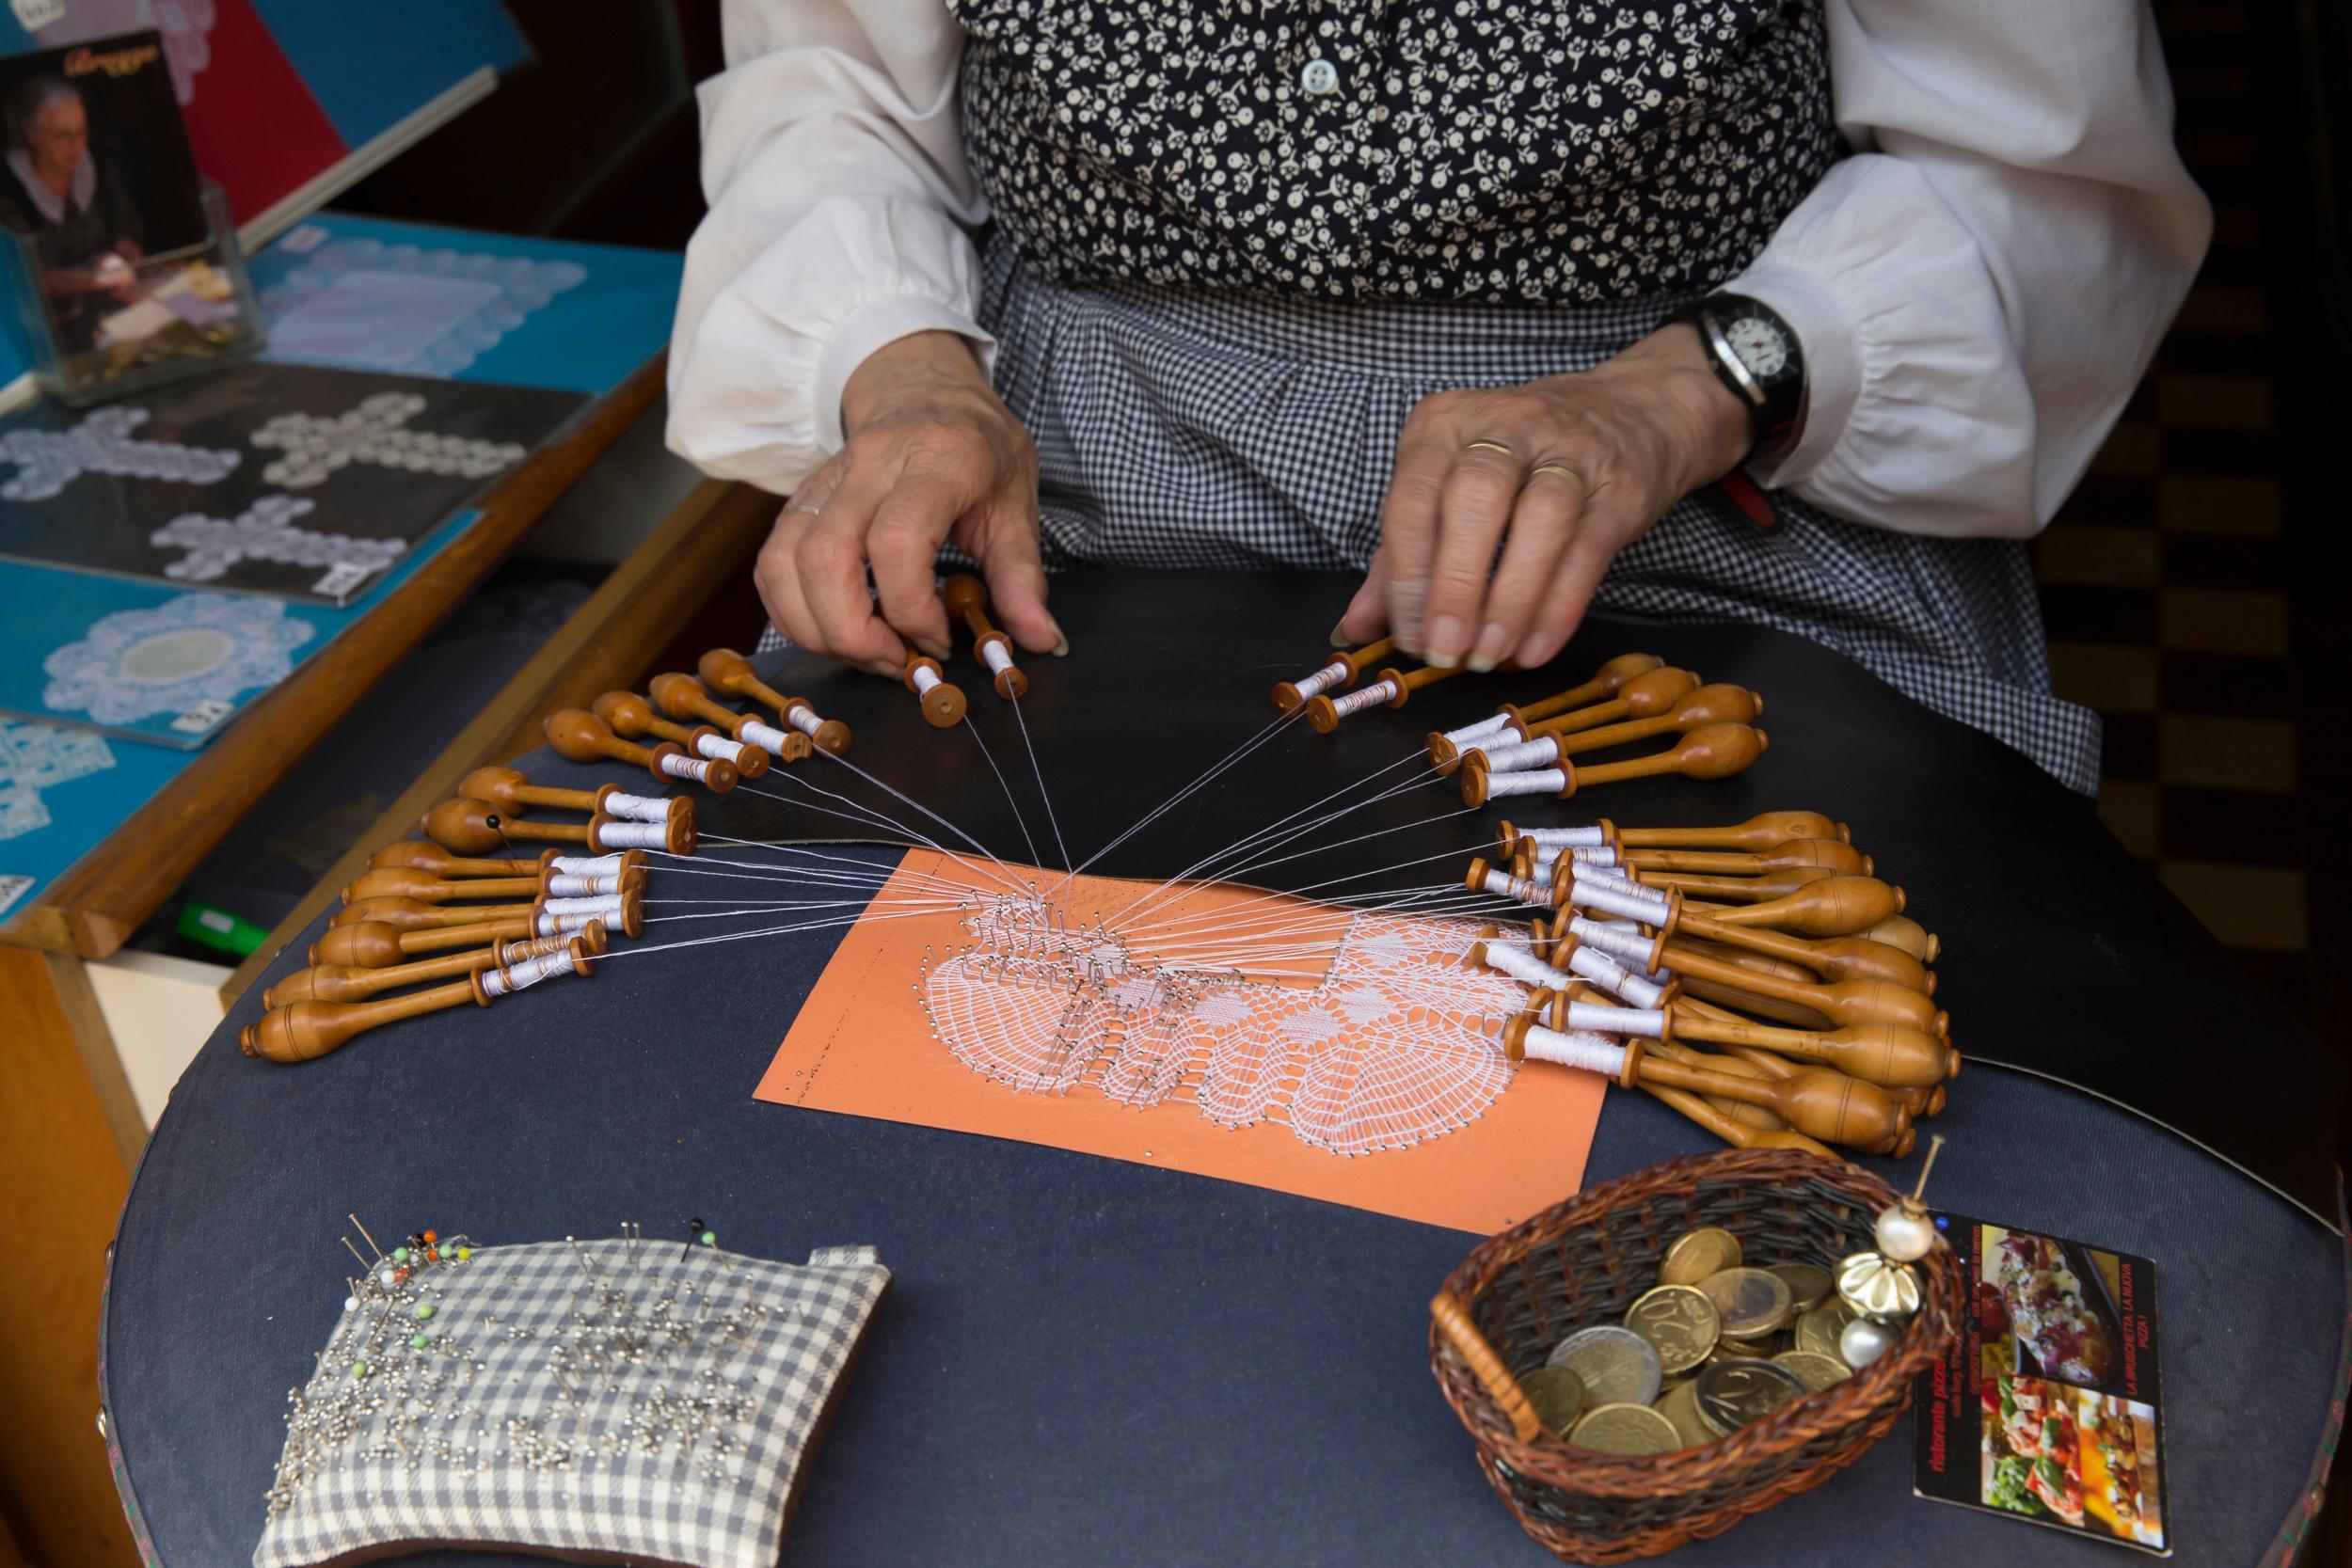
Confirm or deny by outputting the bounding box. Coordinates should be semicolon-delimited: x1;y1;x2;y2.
0;353;668;961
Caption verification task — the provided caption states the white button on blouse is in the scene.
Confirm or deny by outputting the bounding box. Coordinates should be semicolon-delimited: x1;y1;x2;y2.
1299;58;1340;96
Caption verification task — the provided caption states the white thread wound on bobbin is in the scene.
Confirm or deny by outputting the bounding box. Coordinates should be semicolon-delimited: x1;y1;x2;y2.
548;852;626;875
602;791;670;824
786;705;823;737
1475;865;1547;907
545;872;620;897
534;908;606;936
981;640;1017;676
1566;843;1620;865
658;752;716;783
1518;1022;1627;1075
695;734;751;764
1473;736;1560;772
1565;999;1666;1038
1482;768;1568;800
1443;712;1514;748
541;893;625;920
594;819;669;850
911;664;943;696
1520;825;1608;848
1566;878;1667;924
1290;657;1349;702
1569;915;1659;969
1566;944;1669;1009
1329;678;1399;719
1481;942;1567;990
482;947;578;998
1575;863;1648;896
737;718;794;753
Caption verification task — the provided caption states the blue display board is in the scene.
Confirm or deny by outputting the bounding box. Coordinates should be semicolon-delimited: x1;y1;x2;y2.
247;214;683;398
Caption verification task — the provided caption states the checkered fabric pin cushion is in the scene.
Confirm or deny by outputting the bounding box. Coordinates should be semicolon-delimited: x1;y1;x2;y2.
254;1236;889;1568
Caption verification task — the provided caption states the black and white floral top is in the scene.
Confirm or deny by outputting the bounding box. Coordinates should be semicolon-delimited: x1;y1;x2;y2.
949;0;1846;304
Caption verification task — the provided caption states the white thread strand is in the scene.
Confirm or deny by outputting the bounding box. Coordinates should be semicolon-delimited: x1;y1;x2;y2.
1481;768;1567;800
1479;942;1565;990
1518;1022;1628;1076
602;791;671;824
966;719;1043;870
1009;695;1072;874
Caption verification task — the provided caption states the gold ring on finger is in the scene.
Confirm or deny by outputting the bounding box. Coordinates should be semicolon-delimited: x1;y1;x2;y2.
1461;438;1519;462
1526;460;1591;499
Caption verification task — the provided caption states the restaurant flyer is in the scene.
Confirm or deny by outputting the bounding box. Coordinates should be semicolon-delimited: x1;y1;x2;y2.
1914;1213;2168;1554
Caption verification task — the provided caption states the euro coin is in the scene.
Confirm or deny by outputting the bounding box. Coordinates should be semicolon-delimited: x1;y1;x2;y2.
1520;1365;1587;1434
1546;1324;1663;1407
1795;1301;1856;1365
1659;1225;1741;1286
1694;1357;1808;1435
1772;1349;1851;1392
1699;1266;1793;1339
1567;1402;1681;1457
1655;1377;1715;1449
1766;1262;1834;1313
1624;1284;1721;1375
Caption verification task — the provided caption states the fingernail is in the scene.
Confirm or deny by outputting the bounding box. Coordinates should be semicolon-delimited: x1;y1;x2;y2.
1424;615;1466;669
916;636;951;662
1329;621;1352;649
1467;623;1511;673
1047;616;1070;657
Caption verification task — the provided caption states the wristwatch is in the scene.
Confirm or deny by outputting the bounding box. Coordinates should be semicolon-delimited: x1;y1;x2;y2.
1682;293;1804;463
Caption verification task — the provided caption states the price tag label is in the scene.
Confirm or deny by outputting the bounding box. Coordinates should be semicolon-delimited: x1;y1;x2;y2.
171;698;234;735
312;561;376;599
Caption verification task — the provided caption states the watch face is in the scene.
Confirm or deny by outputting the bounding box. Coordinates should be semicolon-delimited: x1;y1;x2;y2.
1725;315;1789;379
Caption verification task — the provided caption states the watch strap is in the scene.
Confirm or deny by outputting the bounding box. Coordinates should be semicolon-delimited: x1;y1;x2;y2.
1682;293;1804;465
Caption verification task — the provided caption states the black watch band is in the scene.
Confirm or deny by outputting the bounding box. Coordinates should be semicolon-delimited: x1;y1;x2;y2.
1681;293;1805;463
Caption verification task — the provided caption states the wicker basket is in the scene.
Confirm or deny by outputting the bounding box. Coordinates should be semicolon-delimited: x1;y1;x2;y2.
1429;1148;1962;1563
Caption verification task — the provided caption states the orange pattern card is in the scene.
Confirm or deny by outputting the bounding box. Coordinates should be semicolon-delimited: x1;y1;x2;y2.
755;849;1606;1233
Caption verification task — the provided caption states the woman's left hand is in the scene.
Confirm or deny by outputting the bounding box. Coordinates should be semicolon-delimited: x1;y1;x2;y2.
1339;323;1755;672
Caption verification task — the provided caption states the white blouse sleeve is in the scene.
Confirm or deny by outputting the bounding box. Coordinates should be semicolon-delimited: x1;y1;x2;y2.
1726;0;2212;539
666;0;988;495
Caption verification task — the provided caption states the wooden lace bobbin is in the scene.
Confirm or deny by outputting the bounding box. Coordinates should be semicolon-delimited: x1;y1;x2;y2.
241;938;595;1064
586;808;696;858
1460;857;1553;910
1493;652;1666;734
263;940;510;1007
421;798;592;856
460;765;680;829
547;709;739;794
1616;810;1851;850
1647;938;1947;1040
1536;992;1844;1157
648;672;814;764
1689;929;1933;996
592;690;772;779
902;656;968;728
309;916;533;969
1625;837;1872;879
1634;863;1858;905
365;842;538;878
1303;659;1470;734
944;575;1033;701
532;887;644;941
1504;1012;1911;1154
1860;914;1939;963
1467;923;1677;1012
1457;724;1768;808
698;647;853;754
1518;667;1700;739
482;933;598;999
535;859;646;901
1672;875;1904;940
1494;821;1616;863
333;895;542;933
341;868;542;906
1543;683;1765;759
1676;995;1944;1127
497;917;612;969
1426;711;1520;773
1664;1004;1953;1090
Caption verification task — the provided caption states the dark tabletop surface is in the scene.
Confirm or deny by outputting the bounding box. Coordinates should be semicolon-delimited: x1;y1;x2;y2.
105;571;2345;1567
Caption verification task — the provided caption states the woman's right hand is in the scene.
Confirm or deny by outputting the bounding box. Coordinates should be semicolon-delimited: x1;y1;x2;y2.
756;330;1060;677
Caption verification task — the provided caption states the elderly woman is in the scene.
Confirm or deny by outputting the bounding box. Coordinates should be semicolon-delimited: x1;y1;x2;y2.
0;76;144;349
668;1;2207;793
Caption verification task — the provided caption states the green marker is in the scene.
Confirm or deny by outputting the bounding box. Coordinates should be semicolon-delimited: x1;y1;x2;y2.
178;900;267;957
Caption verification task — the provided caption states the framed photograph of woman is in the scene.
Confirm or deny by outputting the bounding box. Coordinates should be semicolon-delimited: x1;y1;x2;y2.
0;28;256;398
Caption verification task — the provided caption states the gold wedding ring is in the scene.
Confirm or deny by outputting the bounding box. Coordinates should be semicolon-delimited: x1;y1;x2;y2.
1526;459;1591;499
1460;439;1518;461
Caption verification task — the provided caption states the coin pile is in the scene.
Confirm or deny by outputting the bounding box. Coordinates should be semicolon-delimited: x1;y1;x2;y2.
1519;1225;1869;1456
